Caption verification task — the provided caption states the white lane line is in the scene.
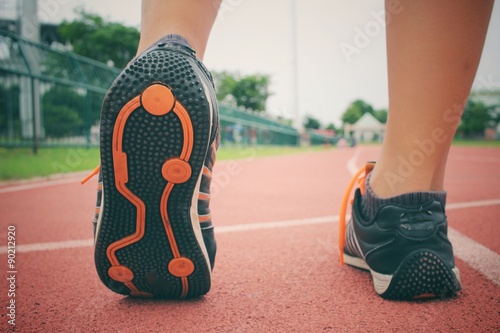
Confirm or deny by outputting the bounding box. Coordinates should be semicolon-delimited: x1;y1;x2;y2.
217;215;337;233
346;147;361;176
448;228;500;286
447;199;500;210
0;177;82;194
1;199;498;254
0;239;95;253
1;198;499;287
0;217;338;254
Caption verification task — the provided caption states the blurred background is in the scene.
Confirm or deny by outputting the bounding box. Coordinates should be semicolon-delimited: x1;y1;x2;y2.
0;0;499;179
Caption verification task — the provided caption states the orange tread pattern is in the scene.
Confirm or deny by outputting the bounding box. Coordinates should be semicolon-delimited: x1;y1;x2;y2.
107;84;196;298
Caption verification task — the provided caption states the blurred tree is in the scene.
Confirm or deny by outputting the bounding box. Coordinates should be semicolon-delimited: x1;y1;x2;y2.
44;105;83;138
341;99;374;124
277;116;293;127
213;71;271;112
213;71;237;103
326;123;336;131
373;108;388;123
303;115;321;129
492;106;500;127
458;100;492;138
58;10;140;68
0;85;20;139
42;86;84;138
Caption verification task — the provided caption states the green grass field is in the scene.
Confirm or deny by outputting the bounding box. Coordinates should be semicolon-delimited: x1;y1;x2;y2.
0;145;329;181
450;139;500;147
1;139;498;181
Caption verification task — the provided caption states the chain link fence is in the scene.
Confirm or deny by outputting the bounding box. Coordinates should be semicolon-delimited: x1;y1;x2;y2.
0;30;301;152
0;30;118;151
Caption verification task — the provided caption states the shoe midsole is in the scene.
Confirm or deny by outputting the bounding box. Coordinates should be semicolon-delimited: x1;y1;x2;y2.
343;252;461;295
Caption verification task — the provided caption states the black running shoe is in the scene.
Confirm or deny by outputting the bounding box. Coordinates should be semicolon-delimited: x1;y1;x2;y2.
339;162;462;300
85;39;219;299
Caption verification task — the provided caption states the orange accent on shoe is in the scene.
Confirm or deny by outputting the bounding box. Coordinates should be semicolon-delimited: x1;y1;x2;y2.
81;165;101;185
107;96;144;263
338;162;375;265
173;103;194;161
157;180;193;297
130;291;154;298
168;257;195;278
159;182;195;298
413;293;436;299
105;96;146;295
141;84;175;116
108;265;134;282
105;85;197;299
158;97;196;298
126;282;153;298
162;158;192;184
160;183;181;258
202;166;212;178
198;192;211;200
199;214;211;222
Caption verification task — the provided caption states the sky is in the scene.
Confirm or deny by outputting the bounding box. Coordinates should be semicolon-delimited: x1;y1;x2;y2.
10;0;500;127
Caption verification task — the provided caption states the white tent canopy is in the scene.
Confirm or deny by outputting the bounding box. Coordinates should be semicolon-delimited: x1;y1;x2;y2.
344;113;386;142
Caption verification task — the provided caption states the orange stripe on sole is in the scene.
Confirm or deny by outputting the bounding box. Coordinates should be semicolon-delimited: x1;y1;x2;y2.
105;83;198;298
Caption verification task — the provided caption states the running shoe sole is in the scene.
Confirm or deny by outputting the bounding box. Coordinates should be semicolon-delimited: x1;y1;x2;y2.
344;250;461;300
95;46;215;298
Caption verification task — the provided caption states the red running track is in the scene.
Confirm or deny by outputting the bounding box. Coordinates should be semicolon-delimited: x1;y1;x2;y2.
0;145;499;332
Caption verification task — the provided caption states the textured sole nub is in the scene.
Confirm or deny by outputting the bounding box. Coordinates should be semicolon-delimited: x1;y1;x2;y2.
345;251;462;300
96;47;213;299
380;251;462;300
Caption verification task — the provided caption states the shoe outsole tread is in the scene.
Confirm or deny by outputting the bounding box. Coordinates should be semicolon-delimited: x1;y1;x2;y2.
380;250;461;300
95;47;213;299
345;247;462;300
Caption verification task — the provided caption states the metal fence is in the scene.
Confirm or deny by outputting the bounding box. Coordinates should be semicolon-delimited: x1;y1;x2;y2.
0;30;301;152
0;29;119;151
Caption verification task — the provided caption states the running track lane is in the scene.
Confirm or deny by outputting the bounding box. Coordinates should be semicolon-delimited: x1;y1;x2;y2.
0;146;499;332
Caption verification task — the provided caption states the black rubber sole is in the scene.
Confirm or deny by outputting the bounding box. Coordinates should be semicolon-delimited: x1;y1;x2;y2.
344;250;461;300
95;47;213;298
380;250;462;300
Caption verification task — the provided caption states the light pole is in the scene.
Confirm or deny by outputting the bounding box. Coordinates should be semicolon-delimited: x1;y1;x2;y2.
290;0;301;132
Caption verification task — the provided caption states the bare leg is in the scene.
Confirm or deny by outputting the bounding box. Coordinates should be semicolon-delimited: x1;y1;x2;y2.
369;0;494;197
138;0;221;59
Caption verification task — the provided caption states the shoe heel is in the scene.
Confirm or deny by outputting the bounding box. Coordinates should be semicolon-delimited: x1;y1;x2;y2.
378;251;462;300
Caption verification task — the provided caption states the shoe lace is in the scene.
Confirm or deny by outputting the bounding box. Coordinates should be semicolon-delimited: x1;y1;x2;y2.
81;165;100;185
338;162;374;265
